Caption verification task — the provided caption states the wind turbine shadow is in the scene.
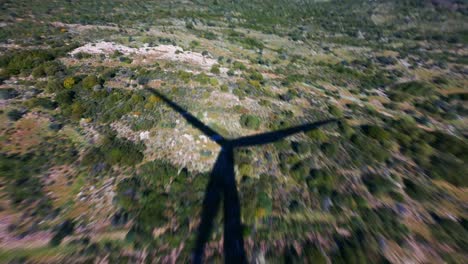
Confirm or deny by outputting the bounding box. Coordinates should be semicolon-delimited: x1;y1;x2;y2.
145;88;337;263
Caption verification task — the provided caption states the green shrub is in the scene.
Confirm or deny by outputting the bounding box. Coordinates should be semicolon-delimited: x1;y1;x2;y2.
403;178;430;200
430;132;467;160
46;78;63;93
307;169;336;195
291;141;310;154
290;161;309;181
238;163;254;177
25;98;58;110
249;70;263;81
361;125;390;142
362;174;394;196
194;73;210;84
392;81;434;97
232;61;246;71
50;220;75;246
329;105;343;117
306;129;328;142
239;37;264;49
427;154;467;187
82;75;99;89
303;244;327;264
0;49;55;75
63;77;75;89
83;136;145;167
7;109;24;121
55;90;75;105
210;64;221;74
338;120;354;138
240;114;261;130
177;70;193;83
430;214;468;249
33;61;63;78
321;142;338;157
0;88;19;99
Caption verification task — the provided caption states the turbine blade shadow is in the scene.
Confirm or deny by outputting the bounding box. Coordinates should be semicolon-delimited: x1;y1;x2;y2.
145;88;226;145
222;146;247;263
193;152;224;264
232;119;338;147
193;147;246;264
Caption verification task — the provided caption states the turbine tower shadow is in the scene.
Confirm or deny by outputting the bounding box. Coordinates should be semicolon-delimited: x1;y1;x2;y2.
146;88;337;263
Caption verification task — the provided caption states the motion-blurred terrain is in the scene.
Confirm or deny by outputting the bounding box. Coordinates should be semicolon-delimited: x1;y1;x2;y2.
0;0;467;263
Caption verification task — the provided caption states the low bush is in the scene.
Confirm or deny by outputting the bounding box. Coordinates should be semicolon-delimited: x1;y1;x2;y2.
240;114;261;130
7;109;25;121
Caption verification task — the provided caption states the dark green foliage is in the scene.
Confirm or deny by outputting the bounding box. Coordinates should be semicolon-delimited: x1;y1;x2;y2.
0;138;75;214
210;64;220;74
177;70;193;83
232;61;247;71
194;73;210;84
115;159;203;247
0;88;19;99
338;120;354;138
307;169;336;195
391;81;434;97
185;21;194;29
361;125;390;143
303;243;327;264
362;174;394;197
82;75;100;89
139;159;185;187
430;132;467;160
329;105;343;117
50;220;75;246
0;49;55;75
7;109;25;121
25;97;58;110
199;30;217;40
331;227;389;264
306;129;328;142
403;178;430;201
360;207;409;242
55;90;75;105
376;56;397;65
82;136;144;167
291;141;310;155
0;153;47;205
248;70;263;81
45;78;64;93
240;37;264;49
227;30;264;50
321;142;339;157
350;134;390;164
239;114;261;130
32;61;64;78
101;67;118;81
257;191;272;214
290;161;309;181
427;154;467;187
116;177;141;211
119;56;133;64
430;214;468;249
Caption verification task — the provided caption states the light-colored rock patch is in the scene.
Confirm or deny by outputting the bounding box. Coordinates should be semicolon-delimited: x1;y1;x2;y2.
70;41;217;69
